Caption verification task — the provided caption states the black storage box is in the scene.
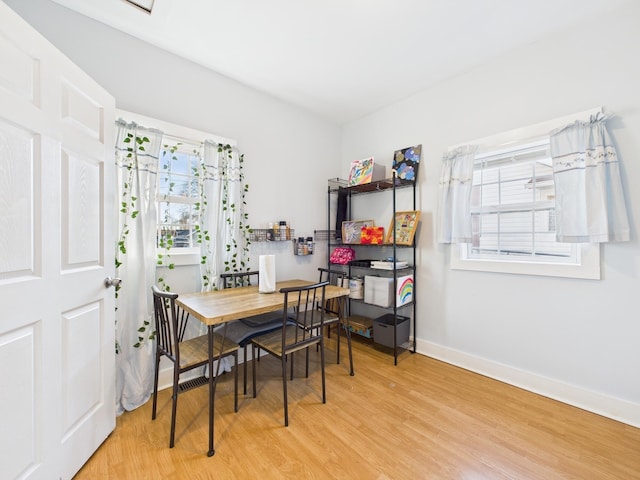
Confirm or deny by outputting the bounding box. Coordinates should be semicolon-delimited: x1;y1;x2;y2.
349;259;374;268
373;314;409;348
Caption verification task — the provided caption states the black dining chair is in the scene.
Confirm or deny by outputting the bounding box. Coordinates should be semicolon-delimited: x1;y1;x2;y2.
151;285;239;448
315;267;354;376
220;270;259;289
219;271;284;394
250;281;329;426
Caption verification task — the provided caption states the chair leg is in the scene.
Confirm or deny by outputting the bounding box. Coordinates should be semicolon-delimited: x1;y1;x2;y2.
169;369;180;448
151;352;161;420
336;321;341;364
282;353;289;427
243;344;249;395
320;341;326;404
233;351;238;413
344;322;355;376
290;351;295;381
251;344;258;399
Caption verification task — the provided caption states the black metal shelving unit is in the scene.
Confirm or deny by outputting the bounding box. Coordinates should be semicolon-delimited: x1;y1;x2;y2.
320;173;417;365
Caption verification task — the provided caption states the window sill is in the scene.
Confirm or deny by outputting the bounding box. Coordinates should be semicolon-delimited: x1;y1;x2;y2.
156;248;201;267
450;243;601;280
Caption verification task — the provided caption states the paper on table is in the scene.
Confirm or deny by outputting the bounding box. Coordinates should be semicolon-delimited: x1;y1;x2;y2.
258;255;276;293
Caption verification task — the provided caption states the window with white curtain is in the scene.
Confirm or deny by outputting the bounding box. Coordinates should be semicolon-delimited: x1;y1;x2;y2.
469;139;577;262
116;109;237;265
451;110;601;279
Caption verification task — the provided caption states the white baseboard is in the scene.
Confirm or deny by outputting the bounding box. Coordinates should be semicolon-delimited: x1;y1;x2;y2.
157;339;640;428
416;339;640;428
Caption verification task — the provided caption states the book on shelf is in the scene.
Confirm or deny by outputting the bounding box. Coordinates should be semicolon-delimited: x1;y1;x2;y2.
370;260;408;270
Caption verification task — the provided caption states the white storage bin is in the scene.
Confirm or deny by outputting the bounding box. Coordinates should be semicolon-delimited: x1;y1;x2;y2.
364;274;414;308
364;276;393;307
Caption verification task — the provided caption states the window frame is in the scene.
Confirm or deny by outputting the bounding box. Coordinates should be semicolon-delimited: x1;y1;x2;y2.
449;108;602;280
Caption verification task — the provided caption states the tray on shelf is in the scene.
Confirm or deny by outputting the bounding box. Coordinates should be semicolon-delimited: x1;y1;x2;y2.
328;177;415;194
346;315;373;338
349;259;374;268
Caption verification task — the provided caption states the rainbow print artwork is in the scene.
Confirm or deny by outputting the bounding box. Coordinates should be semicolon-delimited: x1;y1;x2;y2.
396;275;414;306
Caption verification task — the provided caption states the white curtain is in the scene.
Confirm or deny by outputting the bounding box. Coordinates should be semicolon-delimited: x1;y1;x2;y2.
199;141;249;292
200;141;249;374
114;120;164;414
437;145;478;244
550;113;630;243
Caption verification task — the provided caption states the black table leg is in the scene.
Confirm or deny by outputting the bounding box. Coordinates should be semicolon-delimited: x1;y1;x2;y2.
206;322;229;456
208;325;215;456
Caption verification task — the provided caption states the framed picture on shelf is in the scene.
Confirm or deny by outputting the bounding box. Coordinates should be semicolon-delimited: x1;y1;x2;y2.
342;219;374;244
386;211;420;246
393;144;421;182
360;226;384;245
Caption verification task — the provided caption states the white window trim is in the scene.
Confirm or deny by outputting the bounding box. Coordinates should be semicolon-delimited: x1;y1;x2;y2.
117;109;236;147
117;109;237;266
451;242;601;279
449;107;602;280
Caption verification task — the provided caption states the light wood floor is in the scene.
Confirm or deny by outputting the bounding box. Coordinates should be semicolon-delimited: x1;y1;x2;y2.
75;336;640;479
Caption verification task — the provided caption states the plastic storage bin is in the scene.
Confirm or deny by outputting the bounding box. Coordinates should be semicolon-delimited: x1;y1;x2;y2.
373;314;409;348
364;274;414;308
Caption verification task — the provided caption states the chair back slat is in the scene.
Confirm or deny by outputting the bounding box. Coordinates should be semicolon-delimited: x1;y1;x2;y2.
152;286;190;362
317;268;344;317
318;267;345;285
176;307;190;342
220;271;260;289
281;281;328;350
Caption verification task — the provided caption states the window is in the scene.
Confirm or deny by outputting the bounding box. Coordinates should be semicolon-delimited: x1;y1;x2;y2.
156;137;202;251
117;109;237;265
469;139;577;262
450;110;601;279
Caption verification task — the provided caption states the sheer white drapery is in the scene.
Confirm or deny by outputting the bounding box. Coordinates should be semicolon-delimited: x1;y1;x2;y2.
550;114;630;243
200;142;249;374
437;145;478;244
199;141;249;292
114;120;163;413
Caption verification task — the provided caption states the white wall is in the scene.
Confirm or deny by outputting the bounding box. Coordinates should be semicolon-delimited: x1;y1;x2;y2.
4;0;340;288
8;0;640;425
342;2;640;425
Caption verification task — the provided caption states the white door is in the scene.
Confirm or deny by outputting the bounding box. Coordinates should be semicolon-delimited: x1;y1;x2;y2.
0;4;116;479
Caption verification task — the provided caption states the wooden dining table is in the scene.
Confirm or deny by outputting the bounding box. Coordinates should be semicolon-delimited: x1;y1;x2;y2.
176;279;352;456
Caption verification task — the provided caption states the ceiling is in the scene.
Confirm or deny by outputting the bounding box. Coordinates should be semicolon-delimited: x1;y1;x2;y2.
50;0;629;125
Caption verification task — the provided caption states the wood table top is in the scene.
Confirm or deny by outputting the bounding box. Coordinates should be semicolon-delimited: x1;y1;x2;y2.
176;279;349;326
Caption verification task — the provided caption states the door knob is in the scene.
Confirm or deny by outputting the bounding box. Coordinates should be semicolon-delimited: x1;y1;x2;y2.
104;277;122;288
